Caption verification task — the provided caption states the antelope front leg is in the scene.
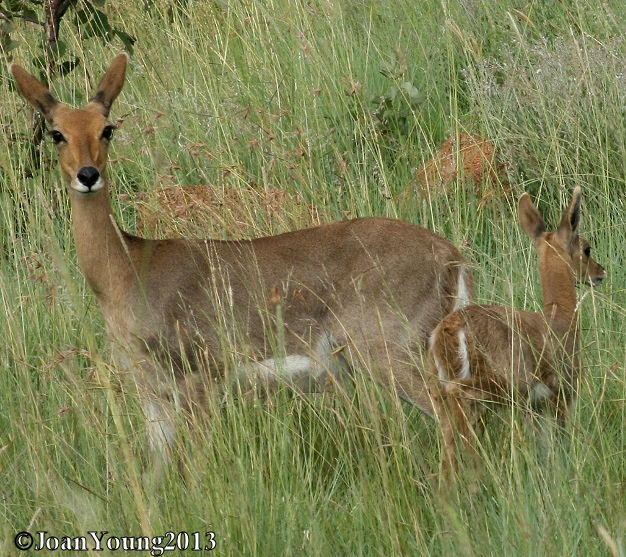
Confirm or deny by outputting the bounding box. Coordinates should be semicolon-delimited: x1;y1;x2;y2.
128;357;178;460
536;389;571;465
109;346;178;459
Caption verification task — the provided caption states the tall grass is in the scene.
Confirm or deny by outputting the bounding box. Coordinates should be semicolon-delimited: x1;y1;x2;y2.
0;1;624;555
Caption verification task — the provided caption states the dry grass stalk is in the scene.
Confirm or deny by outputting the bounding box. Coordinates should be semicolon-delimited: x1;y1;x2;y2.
134;184;320;239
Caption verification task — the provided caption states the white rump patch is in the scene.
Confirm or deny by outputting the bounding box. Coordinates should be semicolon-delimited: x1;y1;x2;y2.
453;265;471;312
429;329;448;382
457;329;470;380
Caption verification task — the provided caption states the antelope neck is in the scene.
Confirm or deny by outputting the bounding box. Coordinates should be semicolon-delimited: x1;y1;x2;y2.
69;181;136;304
538;244;577;324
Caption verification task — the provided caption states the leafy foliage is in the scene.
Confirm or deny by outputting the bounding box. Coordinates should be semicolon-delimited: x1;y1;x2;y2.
1;0;135;77
372;49;424;137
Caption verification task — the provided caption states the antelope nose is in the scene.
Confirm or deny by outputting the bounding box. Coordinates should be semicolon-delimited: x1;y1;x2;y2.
77;166;100;188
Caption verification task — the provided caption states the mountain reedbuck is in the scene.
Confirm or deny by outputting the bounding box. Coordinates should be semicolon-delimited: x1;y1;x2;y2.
427;188;605;473
11;54;474;457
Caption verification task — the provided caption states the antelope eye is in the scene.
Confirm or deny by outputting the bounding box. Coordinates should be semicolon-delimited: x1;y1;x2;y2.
49;130;65;144
584;246;591;257
101;125;115;140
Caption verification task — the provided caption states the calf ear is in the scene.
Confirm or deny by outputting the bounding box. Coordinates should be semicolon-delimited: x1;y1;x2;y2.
87;53;128;117
518;193;546;240
557;187;582;244
9;64;59;122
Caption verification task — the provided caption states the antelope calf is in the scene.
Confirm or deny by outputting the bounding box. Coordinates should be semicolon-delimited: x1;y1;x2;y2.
11;54;474;457
428;187;605;473
415;133;508;202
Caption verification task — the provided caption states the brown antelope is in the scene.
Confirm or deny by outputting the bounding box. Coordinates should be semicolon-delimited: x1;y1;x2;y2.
427;187;605;473
11;54;474;457
414;133;509;204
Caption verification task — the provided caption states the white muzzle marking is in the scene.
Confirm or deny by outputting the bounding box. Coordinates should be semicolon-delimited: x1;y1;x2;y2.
71;176;104;194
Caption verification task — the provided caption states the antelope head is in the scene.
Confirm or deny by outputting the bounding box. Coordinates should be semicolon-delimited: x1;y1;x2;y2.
518;187;605;288
10;53;127;195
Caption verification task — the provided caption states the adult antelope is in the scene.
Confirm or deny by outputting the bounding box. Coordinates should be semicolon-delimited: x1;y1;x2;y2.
11;54;473;456
427;188;605;473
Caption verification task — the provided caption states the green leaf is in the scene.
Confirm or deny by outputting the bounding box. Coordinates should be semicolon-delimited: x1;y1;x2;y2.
3;0;22;15
90;9;112;36
379;60;395;79
32;54;47;69
115;30;136;54
93;0;106;6
51;39;68;58
58;57;79;76
5;39;20;52
388;85;399;102
20;6;39;21
0;21;15;34
74;8;91;26
400;82;422;105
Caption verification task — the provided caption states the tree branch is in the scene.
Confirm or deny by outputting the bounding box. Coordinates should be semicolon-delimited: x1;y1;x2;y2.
44;0;77;54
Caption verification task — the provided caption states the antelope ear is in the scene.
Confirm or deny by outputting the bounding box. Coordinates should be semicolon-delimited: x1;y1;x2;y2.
518;192;546;240
9;64;59;122
557;187;582;244
87;53;128;117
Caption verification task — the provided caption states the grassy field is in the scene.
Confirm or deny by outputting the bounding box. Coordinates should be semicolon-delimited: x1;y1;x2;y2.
1;1;624;555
